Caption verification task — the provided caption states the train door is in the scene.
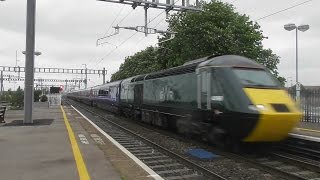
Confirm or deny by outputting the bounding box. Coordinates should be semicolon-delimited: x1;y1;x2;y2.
197;68;211;109
134;83;143;106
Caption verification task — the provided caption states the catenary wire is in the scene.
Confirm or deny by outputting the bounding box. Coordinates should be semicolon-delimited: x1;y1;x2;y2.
93;9;168;67
102;5;125;37
88;6;134;68
255;0;312;21
117;9;134;25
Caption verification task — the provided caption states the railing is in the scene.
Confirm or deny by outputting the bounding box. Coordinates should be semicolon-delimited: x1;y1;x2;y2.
288;89;320;123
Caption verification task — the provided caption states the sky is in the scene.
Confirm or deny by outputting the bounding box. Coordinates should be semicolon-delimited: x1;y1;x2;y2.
0;0;318;91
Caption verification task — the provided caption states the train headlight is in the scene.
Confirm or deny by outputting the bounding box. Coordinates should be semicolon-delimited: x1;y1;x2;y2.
248;104;267;111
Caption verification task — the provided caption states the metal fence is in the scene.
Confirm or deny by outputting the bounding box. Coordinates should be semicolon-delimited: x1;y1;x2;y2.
288;89;320;123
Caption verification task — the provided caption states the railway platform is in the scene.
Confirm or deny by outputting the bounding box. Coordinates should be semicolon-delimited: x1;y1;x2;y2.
0;102;155;180
290;121;320;142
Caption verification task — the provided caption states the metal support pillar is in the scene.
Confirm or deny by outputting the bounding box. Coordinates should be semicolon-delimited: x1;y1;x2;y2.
0;71;3;95
295;28;300;101
24;0;36;124
103;68;106;84
144;6;148;37
85;68;87;89
65;80;68;92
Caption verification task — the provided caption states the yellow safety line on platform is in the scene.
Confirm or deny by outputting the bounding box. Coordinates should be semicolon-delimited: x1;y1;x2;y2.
60;106;90;180
296;127;320;133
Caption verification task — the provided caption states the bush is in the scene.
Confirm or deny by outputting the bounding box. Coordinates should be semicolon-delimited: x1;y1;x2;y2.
34;90;42;102
40;95;48;102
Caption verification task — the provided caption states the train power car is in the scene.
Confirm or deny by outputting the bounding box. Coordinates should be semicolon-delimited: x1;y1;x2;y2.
66;55;302;147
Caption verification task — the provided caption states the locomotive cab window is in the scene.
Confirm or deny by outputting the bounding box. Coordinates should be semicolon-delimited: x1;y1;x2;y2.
233;68;281;88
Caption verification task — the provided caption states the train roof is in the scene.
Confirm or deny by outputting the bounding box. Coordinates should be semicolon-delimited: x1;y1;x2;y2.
91;80;122;90
198;55;265;69
77;55;266;87
133;55;264;81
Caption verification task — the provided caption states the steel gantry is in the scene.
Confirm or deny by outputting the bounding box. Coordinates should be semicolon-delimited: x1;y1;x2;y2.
0;66;106;75
97;0;202;40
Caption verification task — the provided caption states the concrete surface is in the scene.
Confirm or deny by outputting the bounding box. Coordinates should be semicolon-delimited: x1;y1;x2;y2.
64;105;154;180
0;103;121;180
292;121;320;138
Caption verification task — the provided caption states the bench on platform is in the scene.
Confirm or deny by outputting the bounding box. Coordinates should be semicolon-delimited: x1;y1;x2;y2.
0;106;6;123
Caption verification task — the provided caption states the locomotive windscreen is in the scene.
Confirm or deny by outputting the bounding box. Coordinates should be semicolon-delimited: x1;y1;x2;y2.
232;68;281;88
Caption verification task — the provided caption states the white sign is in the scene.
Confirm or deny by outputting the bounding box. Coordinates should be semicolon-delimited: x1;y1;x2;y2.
78;134;89;144
211;96;224;101
91;134;105;145
48;94;61;107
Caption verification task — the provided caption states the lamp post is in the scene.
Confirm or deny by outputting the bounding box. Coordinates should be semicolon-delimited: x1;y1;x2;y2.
284;23;309;101
82;64;87;89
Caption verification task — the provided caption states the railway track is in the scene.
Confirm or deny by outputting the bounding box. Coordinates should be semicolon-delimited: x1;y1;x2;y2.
210;149;320;180
279;138;320;161
64;98;320;180
242;153;320;180
64;99;226;180
231;136;320;179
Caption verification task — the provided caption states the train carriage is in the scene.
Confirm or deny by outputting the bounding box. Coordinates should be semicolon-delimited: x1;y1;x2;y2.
67;55;302;147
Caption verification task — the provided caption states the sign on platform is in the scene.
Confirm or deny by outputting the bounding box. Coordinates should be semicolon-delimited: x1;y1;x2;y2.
48;94;61;107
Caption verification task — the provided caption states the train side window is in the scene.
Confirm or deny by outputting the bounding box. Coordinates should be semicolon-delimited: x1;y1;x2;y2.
201;71;207;93
200;70;208;109
98;89;109;96
211;71;224;109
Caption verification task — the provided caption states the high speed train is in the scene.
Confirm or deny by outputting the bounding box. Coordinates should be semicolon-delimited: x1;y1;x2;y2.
67;55;302;147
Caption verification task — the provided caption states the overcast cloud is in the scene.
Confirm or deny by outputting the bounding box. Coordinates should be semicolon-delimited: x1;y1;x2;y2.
0;0;318;90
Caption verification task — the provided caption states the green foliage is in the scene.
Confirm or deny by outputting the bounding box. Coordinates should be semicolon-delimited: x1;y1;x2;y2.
0;87;24;109
111;0;284;82
34;89;42;102
40;95;48;102
0;89;12;102
111;47;160;81
11;86;24;108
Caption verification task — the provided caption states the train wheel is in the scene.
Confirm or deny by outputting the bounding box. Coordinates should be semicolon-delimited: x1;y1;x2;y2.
176;118;191;138
207;127;226;148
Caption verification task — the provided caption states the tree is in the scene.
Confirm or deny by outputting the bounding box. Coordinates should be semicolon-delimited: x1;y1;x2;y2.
40;95;48;102
111;0;285;84
111;47;159;81
34;89;42;102
12;86;24;108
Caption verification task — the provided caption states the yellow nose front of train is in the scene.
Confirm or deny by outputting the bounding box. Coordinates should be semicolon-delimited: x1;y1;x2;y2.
243;88;302;142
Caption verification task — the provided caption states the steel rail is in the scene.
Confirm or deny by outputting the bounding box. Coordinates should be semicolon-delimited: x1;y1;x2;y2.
271;152;320;173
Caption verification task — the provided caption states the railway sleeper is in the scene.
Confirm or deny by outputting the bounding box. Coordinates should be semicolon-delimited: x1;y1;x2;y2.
130;149;154;154
151;165;188;172
122;144;148;148
149;163;182;169
112;135;138;140
156;168;194;177
143;159;174;165
139;155;167;160
134;152;162;157
126;147;153;151
165;174;203;180
118;142;142;146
